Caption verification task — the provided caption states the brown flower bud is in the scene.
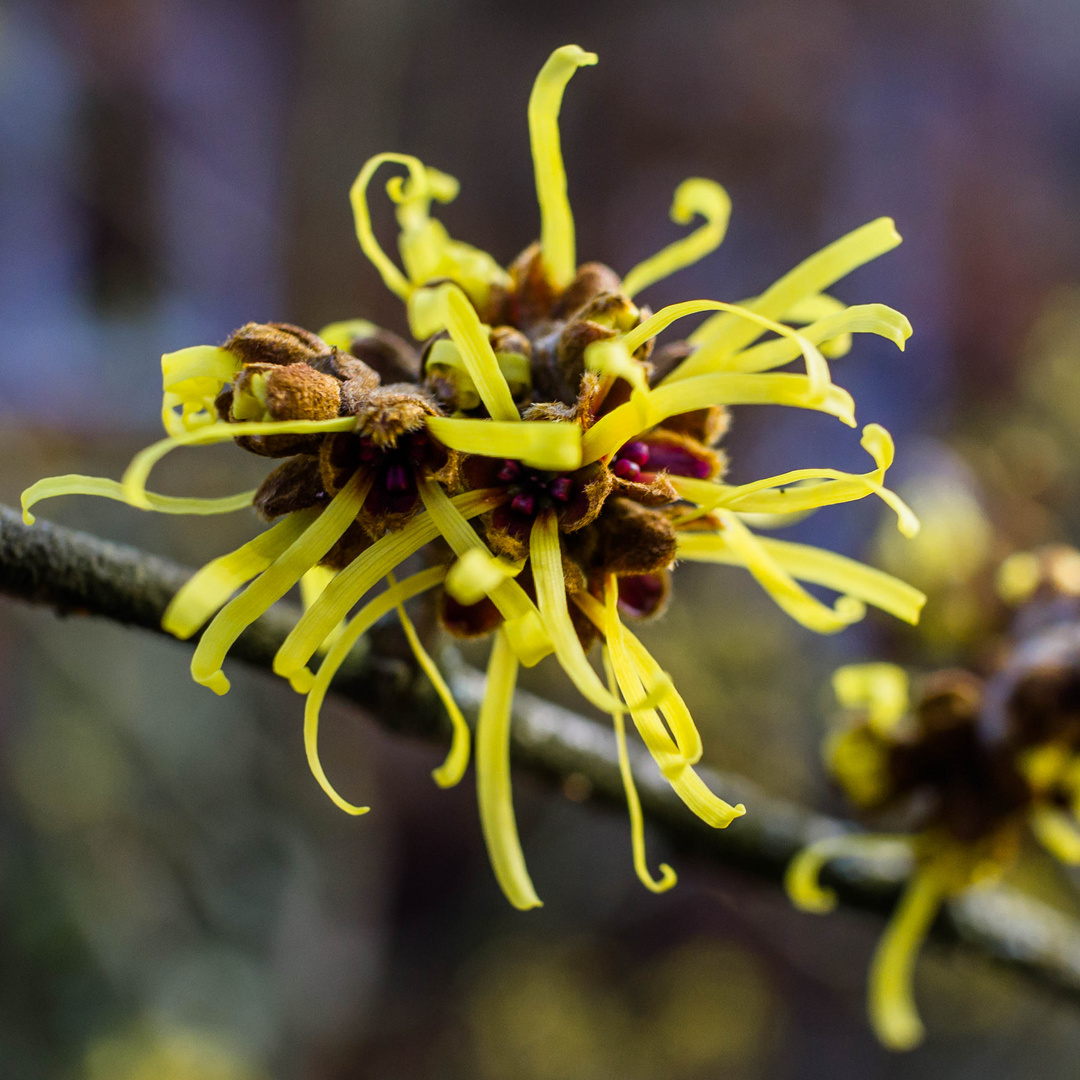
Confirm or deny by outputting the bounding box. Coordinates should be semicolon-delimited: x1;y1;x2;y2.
252;455;327;520
550;262;624;321
589;498;677;577
224;322;329;367
346;327;422;384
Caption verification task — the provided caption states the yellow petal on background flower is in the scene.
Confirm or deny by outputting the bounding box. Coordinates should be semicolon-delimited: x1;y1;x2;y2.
349;152;431;299
191;470;374;695
418;476;552;667
317;319;379;351
445;548;524;607
439;285;521;422
724;303;911;375
274;487;503;681
120;417;356;509
677;530;926;626
785;833;912;914
581;372;856;464
621;178;732;299
686;218;903;361
20;475;256;526
163;510;318;640
670;423;920;538
385;570;471;790
425;415;582;471
704;511;866;634
1030;806;1080;864
584;338;649;394
303;565;447;815
528;44;598;289
476;628;543;909
602;645;678;893
832;663;911;736
869;867;942;1052
622;299;833;401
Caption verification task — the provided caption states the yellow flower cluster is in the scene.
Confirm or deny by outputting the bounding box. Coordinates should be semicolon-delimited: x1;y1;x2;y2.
23;45;924;910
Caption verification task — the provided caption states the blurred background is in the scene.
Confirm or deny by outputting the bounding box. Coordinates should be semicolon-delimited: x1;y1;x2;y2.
4;0;1080;1076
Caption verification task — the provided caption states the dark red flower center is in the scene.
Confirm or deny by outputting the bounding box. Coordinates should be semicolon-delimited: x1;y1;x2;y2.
495;459;578;522
359;433;430;513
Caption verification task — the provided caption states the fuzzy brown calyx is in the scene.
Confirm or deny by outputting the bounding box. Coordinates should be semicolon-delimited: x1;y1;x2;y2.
252;455;327;520
225;322;330;368
229;362;342;457
577;497;677;578
344;326;422;384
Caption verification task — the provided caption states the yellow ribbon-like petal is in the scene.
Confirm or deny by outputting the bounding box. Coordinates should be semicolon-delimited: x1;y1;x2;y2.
686;218;902;362
621;178;732;299
676;530;926;626
832;663;911;736
601;645;678;893
528;45;597;288
425;415;581;471
476;628;543;909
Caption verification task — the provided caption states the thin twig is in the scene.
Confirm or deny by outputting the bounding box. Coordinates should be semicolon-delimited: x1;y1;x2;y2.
3;503;1080;1001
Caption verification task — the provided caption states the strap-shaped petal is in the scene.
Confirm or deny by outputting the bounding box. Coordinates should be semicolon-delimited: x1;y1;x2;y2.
670;423;920;537
528;45;597;288
273;487;502;681
191;469;374;695
685;217;902;362
418;476;551;667
426;416;581;471
163;510;318;640
21;475;255;526
832;663;911;736
476;628;543;909
120;418;356;509
303;565;447;814
869;867;942;1051
621;178;732;299
676;529;926;626
601;645;678;893
785;833;912;914
439;285;520;422
581;372;855;464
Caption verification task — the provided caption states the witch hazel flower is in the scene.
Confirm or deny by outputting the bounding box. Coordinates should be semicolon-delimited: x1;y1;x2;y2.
23;45;924;909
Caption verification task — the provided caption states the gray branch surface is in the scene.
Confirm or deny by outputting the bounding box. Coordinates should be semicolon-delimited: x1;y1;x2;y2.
4;502;1080;1003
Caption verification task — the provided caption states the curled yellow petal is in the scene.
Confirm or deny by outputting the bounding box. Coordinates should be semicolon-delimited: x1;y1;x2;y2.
317;319;379;351
869;868;942;1051
602;645;677;893
349;152;430;299
418;476;552;667
528;45;598;288
530;511;629;714
785;833;911;914
274;487;502;681
687;218;903;360
622;300;833;401
729;303;911;376
476;628;543;909
581;372;856;464
160;345;241;436
670;423;920;538
120;418;356;510
385;570;471;790
1030;806;1080;865
163;510;317;640
621;178;732;299
445;548;523;607
439;284;520;422
425;415;581;471
304;566;448;815
676;530;926;626
191;470;373;695
832;663;910;736
21;475;255;526
708;511;867;634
